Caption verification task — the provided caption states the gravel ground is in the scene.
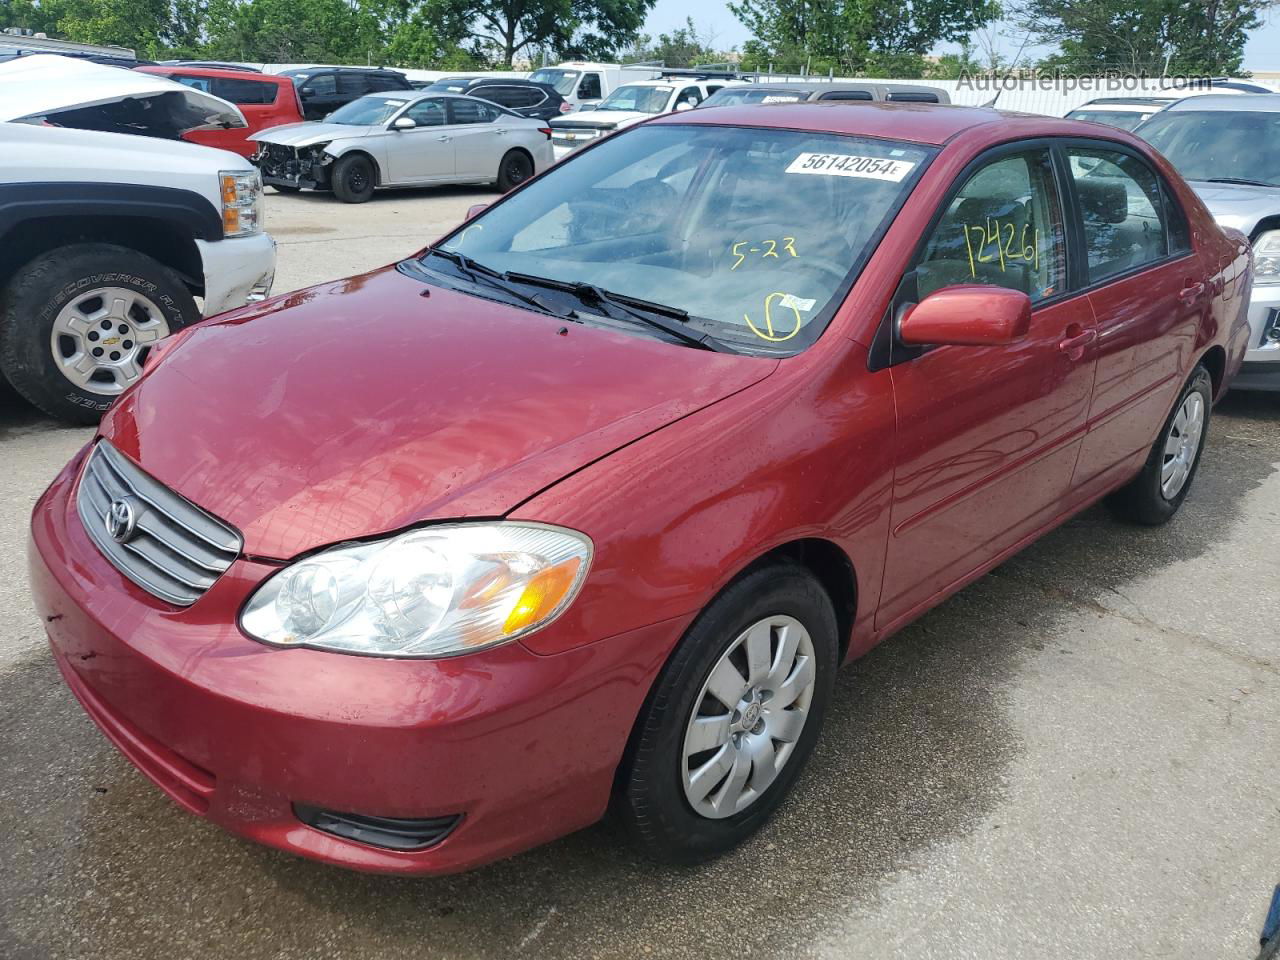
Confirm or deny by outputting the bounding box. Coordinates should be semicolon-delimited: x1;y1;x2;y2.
1;185;1277;960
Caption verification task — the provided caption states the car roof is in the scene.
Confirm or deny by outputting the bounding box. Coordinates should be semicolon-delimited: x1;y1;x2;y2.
1075;97;1178;107
137;64;288;83
1164;93;1280;112
652;100;1107;147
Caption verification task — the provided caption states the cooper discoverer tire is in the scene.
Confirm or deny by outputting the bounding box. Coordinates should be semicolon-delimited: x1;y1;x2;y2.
0;243;197;424
616;562;838;864
1107;363;1213;525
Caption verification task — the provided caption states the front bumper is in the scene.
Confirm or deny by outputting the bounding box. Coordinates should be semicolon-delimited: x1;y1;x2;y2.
253;143;333;191
29;449;685;875
197;233;276;317
1233;282;1280;390
550;129;610;161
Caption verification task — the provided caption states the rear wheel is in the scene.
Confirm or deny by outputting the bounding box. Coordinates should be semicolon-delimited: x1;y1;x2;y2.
332;154;375;203
1107;364;1212;525
0;243;197;424
496;149;533;192
617;563;837;863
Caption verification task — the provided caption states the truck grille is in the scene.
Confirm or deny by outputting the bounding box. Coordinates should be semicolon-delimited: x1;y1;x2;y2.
75;441;242;607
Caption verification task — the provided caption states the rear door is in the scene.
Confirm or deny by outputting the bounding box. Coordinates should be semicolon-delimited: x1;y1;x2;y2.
877;145;1098;629
447;98;503;178
1063;142;1203;485
383;97;453;182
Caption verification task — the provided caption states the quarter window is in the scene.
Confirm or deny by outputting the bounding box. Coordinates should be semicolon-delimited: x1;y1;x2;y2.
915;150;1067;303
1065;147;1169;282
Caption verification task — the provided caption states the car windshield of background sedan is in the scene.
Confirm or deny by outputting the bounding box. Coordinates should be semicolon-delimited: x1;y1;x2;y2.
327;95;409;126
596;85;673;113
1138;109;1280;185
427;124;932;354
1066;109;1151;131
703;88;811;106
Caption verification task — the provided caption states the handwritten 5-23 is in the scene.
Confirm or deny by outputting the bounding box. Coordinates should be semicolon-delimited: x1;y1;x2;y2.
730;237;799;270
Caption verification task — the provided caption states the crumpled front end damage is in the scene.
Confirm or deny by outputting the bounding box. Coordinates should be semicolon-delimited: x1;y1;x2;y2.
252;142;335;190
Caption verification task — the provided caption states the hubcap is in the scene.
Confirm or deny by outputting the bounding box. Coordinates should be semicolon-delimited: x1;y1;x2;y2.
1160;391;1205;499
49;287;170;396
681;615;816;819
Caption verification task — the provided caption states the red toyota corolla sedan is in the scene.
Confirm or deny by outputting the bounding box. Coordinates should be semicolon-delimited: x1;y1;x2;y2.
29;103;1252;875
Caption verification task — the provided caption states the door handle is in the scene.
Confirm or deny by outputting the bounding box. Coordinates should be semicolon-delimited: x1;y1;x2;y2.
436;135;451;142
1058;326;1096;358
1178;281;1205;303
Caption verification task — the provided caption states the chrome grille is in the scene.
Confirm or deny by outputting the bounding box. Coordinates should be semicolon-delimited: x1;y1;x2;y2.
76;441;242;606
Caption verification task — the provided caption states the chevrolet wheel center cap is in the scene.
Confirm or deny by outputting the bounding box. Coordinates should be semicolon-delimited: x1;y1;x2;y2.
105;497;139;544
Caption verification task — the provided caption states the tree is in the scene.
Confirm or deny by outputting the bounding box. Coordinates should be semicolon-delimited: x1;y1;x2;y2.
454;0;657;66
1010;0;1274;75
728;0;999;75
624;17;719;67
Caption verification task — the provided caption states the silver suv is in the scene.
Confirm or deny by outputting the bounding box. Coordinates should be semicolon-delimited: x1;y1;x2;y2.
1137;94;1280;390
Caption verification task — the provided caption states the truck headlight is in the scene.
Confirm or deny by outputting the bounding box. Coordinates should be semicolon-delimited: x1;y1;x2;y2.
1254;230;1280;285
219;169;263;237
240;523;592;658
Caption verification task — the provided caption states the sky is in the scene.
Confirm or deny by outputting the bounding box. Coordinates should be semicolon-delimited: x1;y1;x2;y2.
642;0;1280;72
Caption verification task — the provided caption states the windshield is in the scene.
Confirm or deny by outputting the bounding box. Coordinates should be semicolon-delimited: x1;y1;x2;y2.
1137;110;1280;185
597;84;672;113
529;68;578;96
1067;109;1152;131
429;124;931;355
704;88;810;107
326;95;410;126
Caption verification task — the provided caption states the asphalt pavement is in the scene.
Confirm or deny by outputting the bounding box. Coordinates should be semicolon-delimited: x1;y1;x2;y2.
1;185;1277;960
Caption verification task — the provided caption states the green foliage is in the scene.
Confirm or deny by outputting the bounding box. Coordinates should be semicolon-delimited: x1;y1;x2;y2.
1011;0;1272;75
624;16;718;67
457;0;656;66
729;0;999;75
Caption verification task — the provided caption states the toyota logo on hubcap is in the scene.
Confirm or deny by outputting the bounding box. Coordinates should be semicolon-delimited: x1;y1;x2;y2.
105;497;138;543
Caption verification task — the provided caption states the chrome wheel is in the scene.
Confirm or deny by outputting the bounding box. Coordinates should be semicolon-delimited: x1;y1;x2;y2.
1160;391;1205;499
681;615;816;819
49;287;170;395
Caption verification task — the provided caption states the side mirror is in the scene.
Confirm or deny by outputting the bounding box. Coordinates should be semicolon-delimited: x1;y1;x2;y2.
392;116;416;130
674;101;695;112
898;285;1032;347
466;203;488;219
299;87;314;100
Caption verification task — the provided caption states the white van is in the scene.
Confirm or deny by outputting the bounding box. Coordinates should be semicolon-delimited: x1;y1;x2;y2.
526;62;662;111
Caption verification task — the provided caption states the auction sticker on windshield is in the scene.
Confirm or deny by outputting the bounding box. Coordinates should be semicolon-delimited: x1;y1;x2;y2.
786;153;916;181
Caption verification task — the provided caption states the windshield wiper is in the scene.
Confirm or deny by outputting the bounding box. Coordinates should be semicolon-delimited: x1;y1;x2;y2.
504;273;732;352
424;248;573;318
1203;177;1278;187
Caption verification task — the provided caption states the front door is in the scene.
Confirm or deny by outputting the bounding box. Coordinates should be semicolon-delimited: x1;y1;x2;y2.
383;98;454;183
878;147;1098;629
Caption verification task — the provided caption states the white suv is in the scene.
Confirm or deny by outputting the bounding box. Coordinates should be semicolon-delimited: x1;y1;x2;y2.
549;78;739;160
0;56;276;422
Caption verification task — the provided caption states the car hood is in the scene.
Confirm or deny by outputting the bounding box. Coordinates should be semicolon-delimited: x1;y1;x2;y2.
1188;180;1280;236
552;112;648;129
100;266;777;559
251;121;377;146
0;54;244;133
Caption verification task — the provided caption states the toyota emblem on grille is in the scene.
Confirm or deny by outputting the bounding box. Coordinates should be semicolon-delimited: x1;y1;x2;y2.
105;497;139;544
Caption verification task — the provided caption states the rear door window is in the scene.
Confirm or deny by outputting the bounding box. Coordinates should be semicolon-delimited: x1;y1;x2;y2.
211;77;277;105
337;73;369;96
448;99;498;124
915;149;1068;302
1065;147;1170;282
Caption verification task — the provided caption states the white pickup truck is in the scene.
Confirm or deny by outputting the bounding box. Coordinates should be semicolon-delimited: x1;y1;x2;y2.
0;56;276;422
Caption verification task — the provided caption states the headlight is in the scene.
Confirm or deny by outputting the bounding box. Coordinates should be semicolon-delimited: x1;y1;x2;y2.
241;523;592;658
1254;229;1280;285
219;169;263;237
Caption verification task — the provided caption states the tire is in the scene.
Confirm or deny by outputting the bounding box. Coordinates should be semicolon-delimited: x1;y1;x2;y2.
496;149;534;192
617;562;838;864
332;154;375;203
0;243;198;424
1107;364;1213;525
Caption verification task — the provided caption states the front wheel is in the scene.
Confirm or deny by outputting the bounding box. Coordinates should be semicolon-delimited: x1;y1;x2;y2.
331;154;375;203
616;563;837;863
496;149;533;192
0;243;198;424
1107;364;1213;525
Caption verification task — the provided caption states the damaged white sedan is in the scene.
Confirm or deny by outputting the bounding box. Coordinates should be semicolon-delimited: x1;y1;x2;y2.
250;91;556;203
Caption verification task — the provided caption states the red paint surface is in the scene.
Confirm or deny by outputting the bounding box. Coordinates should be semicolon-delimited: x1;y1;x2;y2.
31;107;1249;874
